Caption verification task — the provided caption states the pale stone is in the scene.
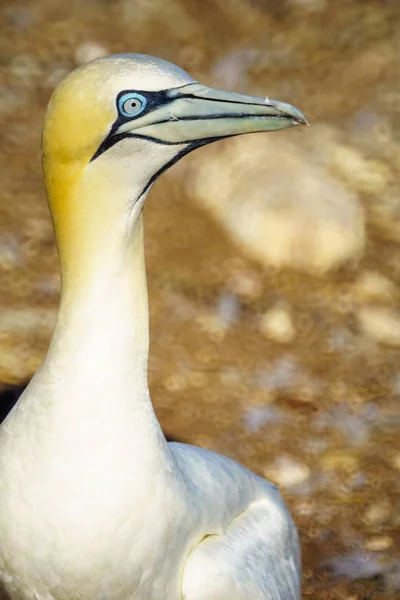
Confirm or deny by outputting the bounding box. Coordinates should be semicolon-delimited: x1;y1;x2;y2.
355;271;398;303
294;500;314;517
260;306;295;343
0;308;56;335
363;501;391;526
0;234;21;269
391;454;400;471
186;136;365;274
364;536;393;552
358;307;400;346
216;292;240;326
264;456;310;488
163;373;186;392
195;314;226;339
229;271;262;299
187;371;207;389
75;42;109;66
319;450;359;473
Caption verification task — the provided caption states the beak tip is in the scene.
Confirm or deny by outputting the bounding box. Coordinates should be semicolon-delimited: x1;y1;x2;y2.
287;106;309;128
301;113;310;127
292;119;309;127
297;115;310;127
269;100;309;128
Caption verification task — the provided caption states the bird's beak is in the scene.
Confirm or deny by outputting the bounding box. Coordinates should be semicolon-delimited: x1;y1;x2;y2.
116;83;309;145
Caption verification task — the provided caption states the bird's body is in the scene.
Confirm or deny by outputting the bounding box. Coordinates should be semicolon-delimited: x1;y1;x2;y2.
0;54;306;600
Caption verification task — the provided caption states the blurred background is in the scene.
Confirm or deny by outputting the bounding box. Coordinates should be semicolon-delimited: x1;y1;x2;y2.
0;0;400;597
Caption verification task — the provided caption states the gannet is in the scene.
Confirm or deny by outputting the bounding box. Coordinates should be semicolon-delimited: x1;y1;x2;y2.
0;54;308;600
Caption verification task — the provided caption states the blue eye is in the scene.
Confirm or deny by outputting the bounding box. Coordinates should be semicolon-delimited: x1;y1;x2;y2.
118;92;147;118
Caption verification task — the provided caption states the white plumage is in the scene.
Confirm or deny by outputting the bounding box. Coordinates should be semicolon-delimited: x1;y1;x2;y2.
0;54;307;600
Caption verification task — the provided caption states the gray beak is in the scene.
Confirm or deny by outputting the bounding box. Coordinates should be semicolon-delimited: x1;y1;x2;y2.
116;82;309;144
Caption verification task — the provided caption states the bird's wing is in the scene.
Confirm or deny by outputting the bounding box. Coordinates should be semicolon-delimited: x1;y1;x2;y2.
169;443;300;600
182;498;300;600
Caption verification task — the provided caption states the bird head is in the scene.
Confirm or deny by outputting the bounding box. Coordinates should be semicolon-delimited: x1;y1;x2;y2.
41;54;307;270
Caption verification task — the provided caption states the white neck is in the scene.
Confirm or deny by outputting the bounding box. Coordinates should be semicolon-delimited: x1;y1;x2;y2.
47;212;149;390
36;144;181;464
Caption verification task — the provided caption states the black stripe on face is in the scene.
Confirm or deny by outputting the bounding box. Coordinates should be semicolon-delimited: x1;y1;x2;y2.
89;84;235;204
91;85;194;162
136;135;225;200
91;81;274;162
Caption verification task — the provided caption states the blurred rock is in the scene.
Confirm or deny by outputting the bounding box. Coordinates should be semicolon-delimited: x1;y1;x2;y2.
243;404;285;432
390;454;400;471
163;373;186;392
264;455;310;488
187;371;209;389
215;292;240;326
195;292;240;340
257;356;300;392
364;535;393;552
186;136;365;274
196;314;227;339
0;233;22;269
327;327;356;354
294;499;314;517
259;305;295;343
319;450;359;473
75;42;109;66
363;501;391;526
313;403;377;447
354;271;398;303
228;269;262;299
0;307;56;335
35;274;61;297
257;355;323;401
331;145;390;195
327;551;387;580
358;306;400;347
